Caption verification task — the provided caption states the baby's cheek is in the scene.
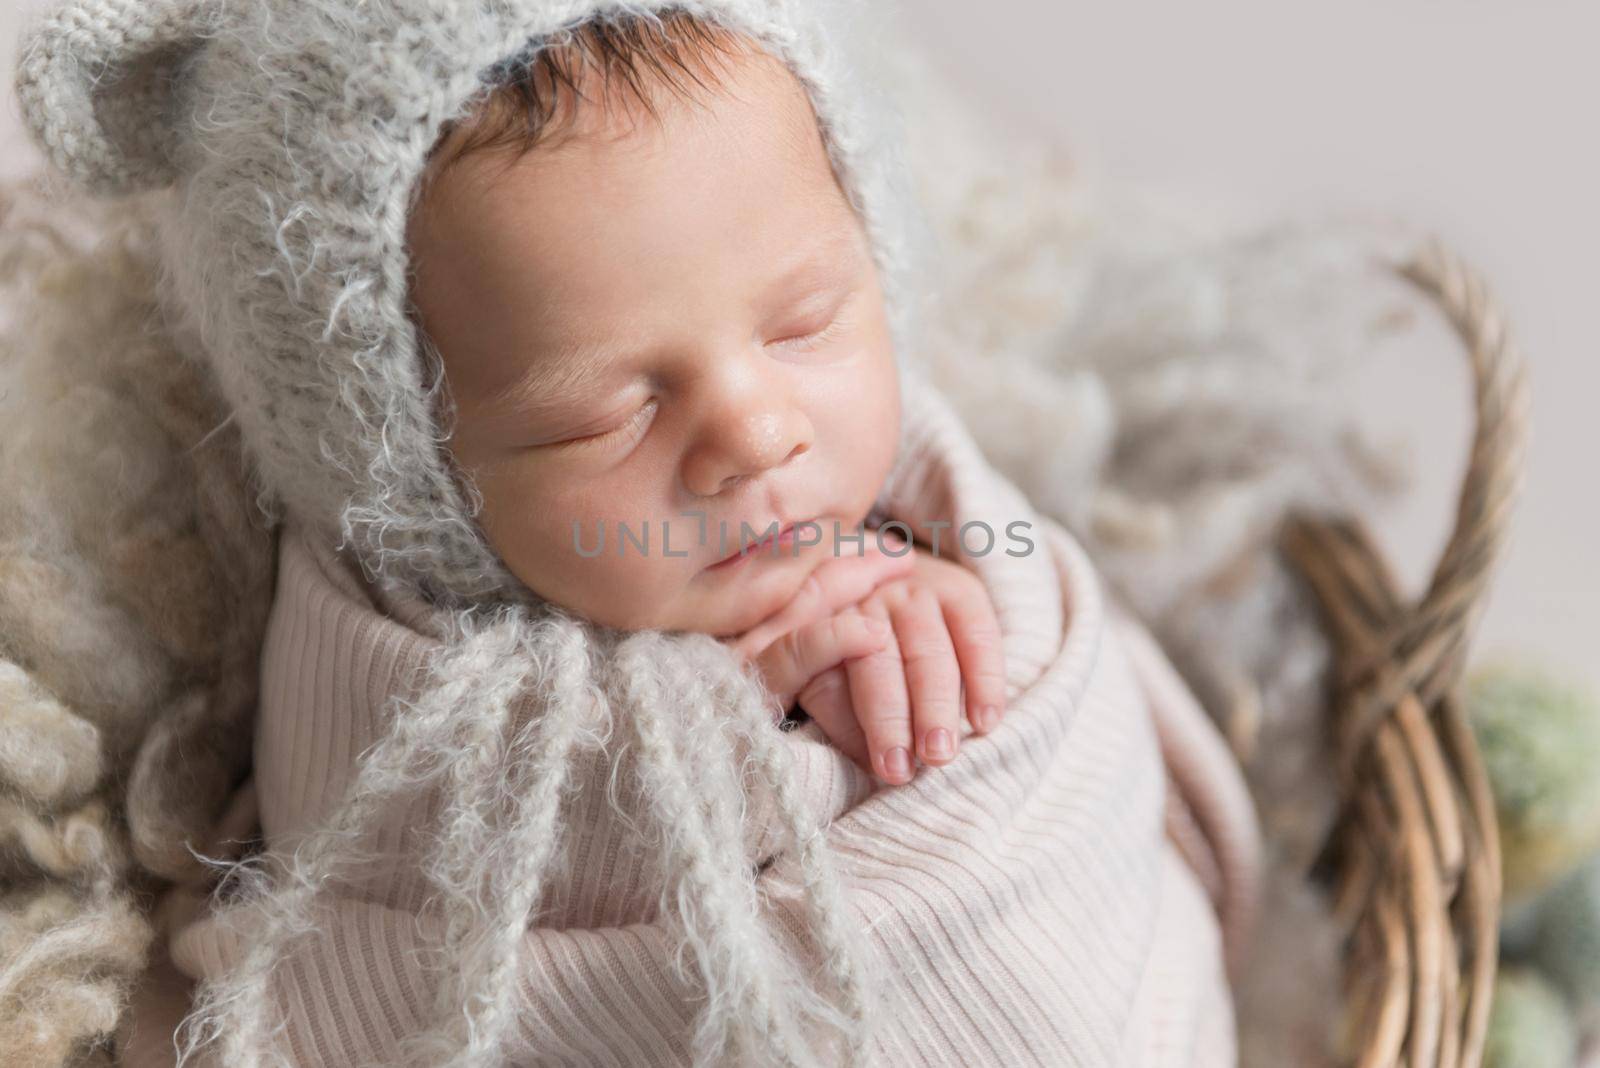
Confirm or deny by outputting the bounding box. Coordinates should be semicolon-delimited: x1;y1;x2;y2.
823;370;899;510
502;534;679;630
564;552;682;629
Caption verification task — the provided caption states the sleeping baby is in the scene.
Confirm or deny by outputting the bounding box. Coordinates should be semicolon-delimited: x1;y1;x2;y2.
14;1;1262;1066
403;15;1008;788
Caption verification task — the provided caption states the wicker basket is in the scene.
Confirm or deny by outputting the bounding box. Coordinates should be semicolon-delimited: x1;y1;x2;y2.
1280;239;1530;1067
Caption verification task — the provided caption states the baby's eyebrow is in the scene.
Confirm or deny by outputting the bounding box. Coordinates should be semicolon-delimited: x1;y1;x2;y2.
482;337;616;423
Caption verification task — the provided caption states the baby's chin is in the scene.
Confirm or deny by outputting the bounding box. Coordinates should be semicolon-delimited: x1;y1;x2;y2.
512;545;824;639
667;509;884;638
685;546;827;638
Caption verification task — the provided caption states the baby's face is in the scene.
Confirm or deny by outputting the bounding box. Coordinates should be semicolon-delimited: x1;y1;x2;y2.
406;42;901;636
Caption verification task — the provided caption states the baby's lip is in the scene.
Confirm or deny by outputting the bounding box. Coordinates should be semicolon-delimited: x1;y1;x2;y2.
707;519;804;569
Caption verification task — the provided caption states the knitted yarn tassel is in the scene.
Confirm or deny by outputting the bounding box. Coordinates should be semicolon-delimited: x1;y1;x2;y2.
173;606;554;1068
690;640;878;1061
396;613;605;1068
173;606;872;1067
681;635;877;1060
616;634;812;1066
618;633;875;1067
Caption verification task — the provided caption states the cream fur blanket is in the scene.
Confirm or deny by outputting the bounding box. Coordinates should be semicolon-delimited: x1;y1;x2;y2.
120;371;1259;1067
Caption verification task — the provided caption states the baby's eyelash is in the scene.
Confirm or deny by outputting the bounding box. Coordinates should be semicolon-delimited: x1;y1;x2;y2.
772;309;851;354
546;308;851;453
552;398;657;451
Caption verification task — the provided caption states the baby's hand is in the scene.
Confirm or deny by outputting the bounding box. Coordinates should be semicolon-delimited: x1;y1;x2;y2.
727;530;915;717
800;545;1007;785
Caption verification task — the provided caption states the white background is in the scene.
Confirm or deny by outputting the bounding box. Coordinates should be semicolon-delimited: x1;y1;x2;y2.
4;0;1597;691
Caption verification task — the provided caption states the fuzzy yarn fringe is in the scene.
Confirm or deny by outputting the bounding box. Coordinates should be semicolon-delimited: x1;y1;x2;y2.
171;607;873;1068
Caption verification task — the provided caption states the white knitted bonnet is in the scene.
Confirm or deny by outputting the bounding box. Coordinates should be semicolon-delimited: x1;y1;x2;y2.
14;2;929;1066
14;0;925;611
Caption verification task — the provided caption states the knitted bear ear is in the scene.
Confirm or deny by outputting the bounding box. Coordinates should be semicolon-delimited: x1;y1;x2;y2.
12;0;217;196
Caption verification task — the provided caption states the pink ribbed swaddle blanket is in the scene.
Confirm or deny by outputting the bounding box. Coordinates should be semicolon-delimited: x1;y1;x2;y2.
119;376;1261;1067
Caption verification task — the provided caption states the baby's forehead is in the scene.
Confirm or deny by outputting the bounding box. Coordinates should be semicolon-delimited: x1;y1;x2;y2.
421;18;819;194
409;29;850;279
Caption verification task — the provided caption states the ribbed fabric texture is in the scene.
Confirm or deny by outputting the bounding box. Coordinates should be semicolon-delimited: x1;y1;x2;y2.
122;380;1261;1067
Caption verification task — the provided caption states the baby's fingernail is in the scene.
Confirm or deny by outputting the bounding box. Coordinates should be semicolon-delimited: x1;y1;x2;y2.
925;729;954;761
882;747;911;782
979;705;1001;731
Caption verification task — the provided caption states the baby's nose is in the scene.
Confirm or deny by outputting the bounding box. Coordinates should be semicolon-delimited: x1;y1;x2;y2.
682;407;813;498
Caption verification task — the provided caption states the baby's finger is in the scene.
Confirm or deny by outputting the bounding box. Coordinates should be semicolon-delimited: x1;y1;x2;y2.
730;537;914;660
941;581;1009;733
844;601;915;785
797;667;871;770
752;613;891;714
890;588;963;768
